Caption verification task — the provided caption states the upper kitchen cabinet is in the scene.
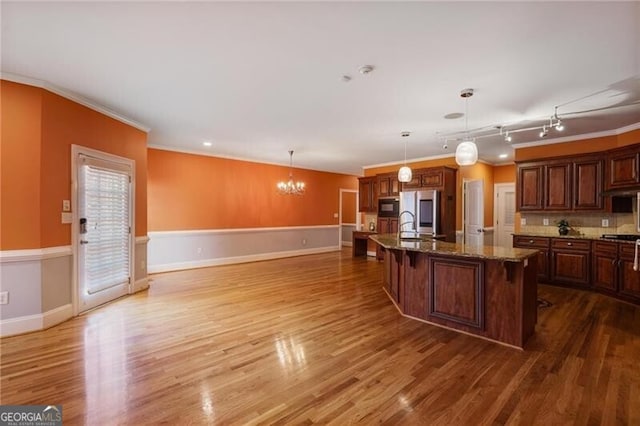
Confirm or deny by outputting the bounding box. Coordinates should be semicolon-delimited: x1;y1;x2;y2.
400;166;456;192
517;155;605;212
377;173;400;197
573;158;604;210
517;164;544;211
358;176;377;213
606;145;639;189
544;162;572;210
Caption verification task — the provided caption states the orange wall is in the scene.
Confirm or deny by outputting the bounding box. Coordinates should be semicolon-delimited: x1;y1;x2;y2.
1;80;148;250
493;164;515;183
342;192;357;224
147;149;358;231
1;82;42;249
515;130;639;161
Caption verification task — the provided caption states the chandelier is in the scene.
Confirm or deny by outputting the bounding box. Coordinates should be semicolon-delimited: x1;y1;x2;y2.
277;150;306;195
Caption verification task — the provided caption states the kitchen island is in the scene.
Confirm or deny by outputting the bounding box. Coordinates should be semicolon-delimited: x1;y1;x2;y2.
370;234;540;349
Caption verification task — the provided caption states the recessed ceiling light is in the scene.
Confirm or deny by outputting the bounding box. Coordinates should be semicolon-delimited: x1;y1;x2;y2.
203;141;212;147
444;112;464;120
499;153;508;159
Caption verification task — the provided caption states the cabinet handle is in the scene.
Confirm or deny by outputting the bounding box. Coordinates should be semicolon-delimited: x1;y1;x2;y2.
529;240;534;244
612;259;616;266
567;242;572;246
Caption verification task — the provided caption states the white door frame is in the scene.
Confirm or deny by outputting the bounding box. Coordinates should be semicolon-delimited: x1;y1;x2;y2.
339;188;359;248
71;145;136;316
494;182;516;248
462;178;484;245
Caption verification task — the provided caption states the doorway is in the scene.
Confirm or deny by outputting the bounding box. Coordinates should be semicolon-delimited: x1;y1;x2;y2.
339;189;359;248
463;179;484;246
72;146;134;314
494;183;516;248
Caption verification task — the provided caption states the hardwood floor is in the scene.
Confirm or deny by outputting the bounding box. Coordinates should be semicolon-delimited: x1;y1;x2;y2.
1;249;639;424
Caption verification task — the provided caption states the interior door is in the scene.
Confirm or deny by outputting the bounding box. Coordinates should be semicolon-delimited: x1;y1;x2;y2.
77;153;132;313
494;183;516;247
464;180;484;246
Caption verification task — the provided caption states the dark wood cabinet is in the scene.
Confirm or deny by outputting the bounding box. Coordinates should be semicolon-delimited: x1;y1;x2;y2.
517;156;605;212
550;238;591;287
377;173;400;197
544;162;572;210
591;241;618;293
517;164;544;211
421;169;444;188
573;158;604;210
402;251;428;319
383;249;403;303
401;172;423;190
513;236;550;282
607;149;639;189
618;244;640;302
376;218;398;260
358;177;377;213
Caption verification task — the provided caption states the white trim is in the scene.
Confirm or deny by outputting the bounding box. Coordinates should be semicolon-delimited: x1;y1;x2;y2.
513;122;640;149
341;223;358;227
148;225;339;238
1;72;150;133
0;246;72;263
42;304;73;329
1;304;72;337
132;278;149;293
148;246;339;274
72;145;136;315
483;227;495;232
147;144;357;175
363;153;456;170
367;250;377;257
135;236;150;244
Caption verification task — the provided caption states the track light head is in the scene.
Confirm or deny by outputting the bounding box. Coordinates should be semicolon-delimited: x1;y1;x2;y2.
504;131;512;143
555;120;564;131
539;125;548;138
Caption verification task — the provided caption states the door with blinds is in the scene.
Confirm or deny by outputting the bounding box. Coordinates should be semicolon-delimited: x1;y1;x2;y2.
77;152;133;313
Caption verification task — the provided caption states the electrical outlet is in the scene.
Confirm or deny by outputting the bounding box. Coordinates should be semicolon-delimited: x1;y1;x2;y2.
543;218;549;226
62;199;71;212
0;291;8;305
602;219;609;227
333;213;338;218
520;218;527;226
302;238;307;246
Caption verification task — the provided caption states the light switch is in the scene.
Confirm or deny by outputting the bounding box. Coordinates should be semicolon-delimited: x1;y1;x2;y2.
61;212;73;224
333;213;338;218
62;200;71;212
602;219;609;227
543;218;549;226
520;218;527;226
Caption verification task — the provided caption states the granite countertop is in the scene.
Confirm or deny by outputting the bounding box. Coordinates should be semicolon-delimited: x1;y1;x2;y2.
513;233;640;244
370;234;538;262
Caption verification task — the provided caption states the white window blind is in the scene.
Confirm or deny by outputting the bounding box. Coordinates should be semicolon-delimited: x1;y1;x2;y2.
81;164;131;295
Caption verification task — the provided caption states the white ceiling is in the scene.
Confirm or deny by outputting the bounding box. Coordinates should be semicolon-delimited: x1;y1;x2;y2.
2;1;639;175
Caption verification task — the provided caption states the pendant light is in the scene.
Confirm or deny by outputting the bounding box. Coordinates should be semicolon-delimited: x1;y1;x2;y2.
397;131;412;183
277;150;305;195
455;88;478;166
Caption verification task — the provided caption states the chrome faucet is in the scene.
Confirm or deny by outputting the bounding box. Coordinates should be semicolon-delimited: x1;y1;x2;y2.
398;210;416;239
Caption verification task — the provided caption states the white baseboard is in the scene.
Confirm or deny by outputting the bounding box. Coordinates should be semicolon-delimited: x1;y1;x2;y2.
149;246;340;274
1;303;72;337
133;277;149;292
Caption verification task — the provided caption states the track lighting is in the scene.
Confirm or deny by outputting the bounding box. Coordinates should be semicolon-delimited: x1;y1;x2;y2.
551;106;565;131
555;119;564;131
504;131;512;142
539;125;548;138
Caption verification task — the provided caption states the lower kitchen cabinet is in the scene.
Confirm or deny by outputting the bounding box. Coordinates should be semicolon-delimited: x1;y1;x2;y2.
513;236;549;281
591;241;618;294
377;218;398;260
383;248;402;303
550;238;591;288
618;244;640;302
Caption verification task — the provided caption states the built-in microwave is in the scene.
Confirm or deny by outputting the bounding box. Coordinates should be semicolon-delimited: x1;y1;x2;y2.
378;198;399;217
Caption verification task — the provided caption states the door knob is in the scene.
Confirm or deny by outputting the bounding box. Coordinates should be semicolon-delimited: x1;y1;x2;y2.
80;240;89;245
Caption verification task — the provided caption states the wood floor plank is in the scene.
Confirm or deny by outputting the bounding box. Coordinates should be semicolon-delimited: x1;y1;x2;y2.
1;249;639;424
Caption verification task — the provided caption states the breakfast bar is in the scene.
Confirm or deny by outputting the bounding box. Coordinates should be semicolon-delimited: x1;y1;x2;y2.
370;234;540;349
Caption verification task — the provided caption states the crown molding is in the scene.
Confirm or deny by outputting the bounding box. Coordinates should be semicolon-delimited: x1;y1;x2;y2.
363;153;456;170
0;72;150;133
513;122;640;150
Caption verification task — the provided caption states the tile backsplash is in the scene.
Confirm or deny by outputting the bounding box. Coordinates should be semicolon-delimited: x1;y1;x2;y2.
520;209;637;237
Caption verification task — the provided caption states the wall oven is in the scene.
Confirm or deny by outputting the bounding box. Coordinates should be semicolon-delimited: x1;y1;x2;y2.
378;198;399;217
